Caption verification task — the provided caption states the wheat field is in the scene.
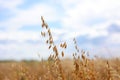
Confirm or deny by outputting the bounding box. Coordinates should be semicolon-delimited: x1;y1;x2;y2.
0;17;120;80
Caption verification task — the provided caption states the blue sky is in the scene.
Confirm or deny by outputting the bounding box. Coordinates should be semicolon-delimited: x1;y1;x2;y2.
0;0;120;60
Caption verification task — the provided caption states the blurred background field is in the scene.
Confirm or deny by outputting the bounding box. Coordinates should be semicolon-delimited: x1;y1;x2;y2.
0;58;120;80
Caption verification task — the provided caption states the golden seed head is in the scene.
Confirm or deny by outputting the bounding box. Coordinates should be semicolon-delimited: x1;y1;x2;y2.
48;45;52;49
61;51;64;57
41;32;45;37
46;40;49;44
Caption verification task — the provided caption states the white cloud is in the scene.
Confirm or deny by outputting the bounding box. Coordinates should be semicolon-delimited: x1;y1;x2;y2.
0;42;50;60
58;0;120;40
0;0;120;59
1;0;120;39
0;31;41;42
0;2;59;30
106;33;120;44
0;0;23;10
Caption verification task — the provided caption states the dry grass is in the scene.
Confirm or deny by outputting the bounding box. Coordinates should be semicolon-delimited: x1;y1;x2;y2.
0;16;120;80
0;59;120;80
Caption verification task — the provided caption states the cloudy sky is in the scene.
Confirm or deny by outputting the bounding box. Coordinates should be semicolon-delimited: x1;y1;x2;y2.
0;0;120;60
